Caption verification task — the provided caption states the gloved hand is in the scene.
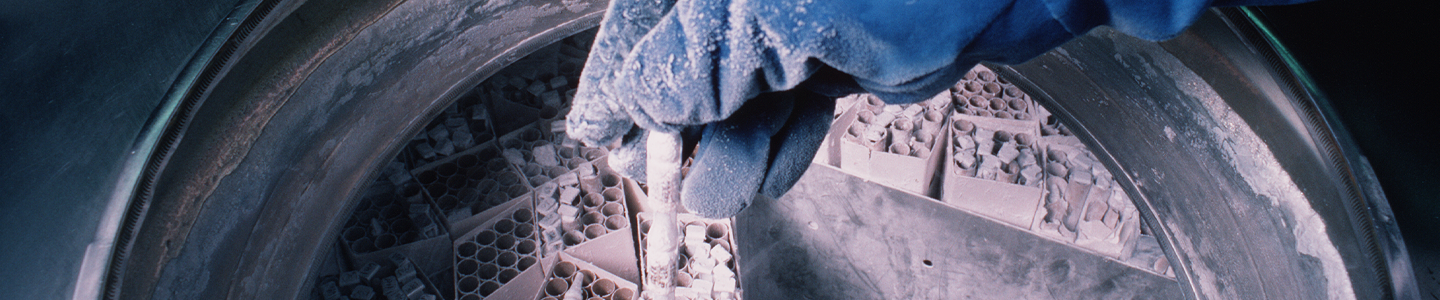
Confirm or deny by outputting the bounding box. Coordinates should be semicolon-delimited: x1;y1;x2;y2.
597;88;838;219
567;0;1308;218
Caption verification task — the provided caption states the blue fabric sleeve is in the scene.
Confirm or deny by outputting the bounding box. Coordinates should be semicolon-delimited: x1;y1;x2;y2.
569;0;1309;145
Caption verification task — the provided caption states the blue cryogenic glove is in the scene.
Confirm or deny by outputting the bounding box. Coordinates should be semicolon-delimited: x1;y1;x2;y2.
567;0;1309;218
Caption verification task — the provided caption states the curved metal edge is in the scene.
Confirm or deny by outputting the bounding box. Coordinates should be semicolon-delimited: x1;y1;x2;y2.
1234;7;1419;299
1167;7;1386;298
987;64;1201;298
120;0;422;297
117;0;607;297
77;0;295;299
997;7;1415;299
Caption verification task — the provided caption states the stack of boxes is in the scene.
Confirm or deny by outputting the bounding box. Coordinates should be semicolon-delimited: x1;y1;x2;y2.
819;65;1171;277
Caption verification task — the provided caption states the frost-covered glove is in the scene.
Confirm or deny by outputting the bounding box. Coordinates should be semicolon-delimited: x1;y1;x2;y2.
567;0;1310;218
597;87;838;219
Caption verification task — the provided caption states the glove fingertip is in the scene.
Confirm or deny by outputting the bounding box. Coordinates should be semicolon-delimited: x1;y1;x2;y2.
759;90;835;199
565;111;631;147
607;150;647;184
605;128;649;183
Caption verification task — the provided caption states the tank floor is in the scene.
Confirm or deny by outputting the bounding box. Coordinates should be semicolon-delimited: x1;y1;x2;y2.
735;164;1181;299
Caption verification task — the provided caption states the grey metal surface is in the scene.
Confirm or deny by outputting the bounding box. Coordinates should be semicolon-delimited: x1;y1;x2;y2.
126;0;608;298
996;10;1395;297
1252;3;1436;297
1160;9;1411;297
0;0;243;298
736;164;1181;299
